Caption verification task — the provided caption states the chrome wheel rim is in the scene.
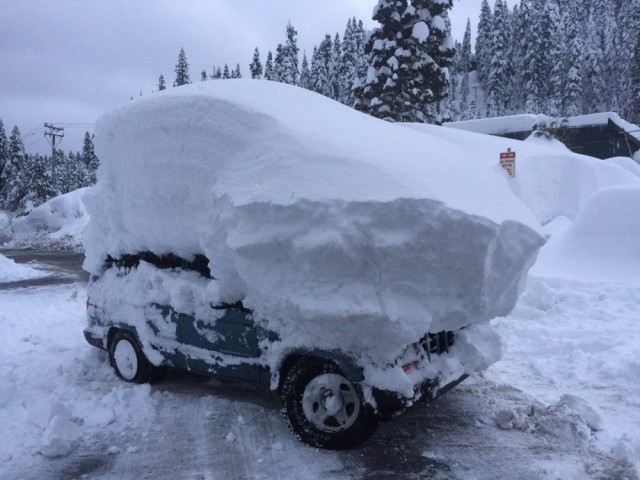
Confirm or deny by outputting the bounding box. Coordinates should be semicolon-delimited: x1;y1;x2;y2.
114;339;138;380
302;373;360;432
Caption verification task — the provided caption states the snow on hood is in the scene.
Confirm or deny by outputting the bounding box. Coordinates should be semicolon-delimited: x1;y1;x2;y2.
84;80;545;363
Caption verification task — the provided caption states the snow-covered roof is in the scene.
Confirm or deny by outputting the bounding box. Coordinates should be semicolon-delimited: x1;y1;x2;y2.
445;112;640;144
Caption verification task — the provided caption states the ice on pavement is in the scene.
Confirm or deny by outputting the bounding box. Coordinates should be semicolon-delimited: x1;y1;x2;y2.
84;80;545;379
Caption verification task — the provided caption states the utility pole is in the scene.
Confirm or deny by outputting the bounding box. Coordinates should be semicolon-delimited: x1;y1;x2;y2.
44;123;64;179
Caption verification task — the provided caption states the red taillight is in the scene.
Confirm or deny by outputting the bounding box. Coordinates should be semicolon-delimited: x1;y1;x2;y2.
402;361;419;373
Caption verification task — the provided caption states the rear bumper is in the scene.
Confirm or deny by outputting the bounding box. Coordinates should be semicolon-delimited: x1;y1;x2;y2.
83;328;106;350
372;373;469;419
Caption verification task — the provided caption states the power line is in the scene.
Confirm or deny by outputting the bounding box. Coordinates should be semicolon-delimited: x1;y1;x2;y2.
44;123;64;178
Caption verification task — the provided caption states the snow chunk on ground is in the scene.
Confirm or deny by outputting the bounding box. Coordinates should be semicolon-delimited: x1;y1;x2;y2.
5;188;88;251
85;80;544;370
0;253;46;282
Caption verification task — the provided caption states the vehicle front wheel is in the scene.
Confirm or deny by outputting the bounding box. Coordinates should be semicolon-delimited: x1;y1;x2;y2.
108;329;158;383
280;358;377;449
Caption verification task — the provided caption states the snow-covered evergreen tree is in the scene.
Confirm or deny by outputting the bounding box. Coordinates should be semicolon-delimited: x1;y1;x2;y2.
250;48;263;79
264;51;274;80
273;44;285;82
615;0;640;119
485;0;511;117
0;120;8;203
299;52;311;89
629;36;640;124
201;70;207;82
233;63;242;79
222;64;230;79
158;74;166;91
329;32;342;101
173;48;191;87
1;126;28;211
82;132;99;185
357;0;455;123
309;36;333;97
281;22;300;85
476;0;493;89
20;153;56;213
561;0;584;116
458;20;473;120
543;0;566;116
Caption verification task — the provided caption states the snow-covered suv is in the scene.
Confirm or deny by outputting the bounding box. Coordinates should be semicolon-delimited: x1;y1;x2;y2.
84;250;472;448
82;80;544;449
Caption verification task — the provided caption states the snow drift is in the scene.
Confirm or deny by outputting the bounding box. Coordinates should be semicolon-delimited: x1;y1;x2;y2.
533;185;640;283
84;80;544;366
6;188;89;251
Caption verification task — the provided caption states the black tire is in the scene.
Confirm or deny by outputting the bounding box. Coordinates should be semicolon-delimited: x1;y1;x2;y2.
280;358;377;449
108;329;159;384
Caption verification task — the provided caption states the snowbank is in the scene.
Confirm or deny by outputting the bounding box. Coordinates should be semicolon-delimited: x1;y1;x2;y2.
405;123;640;225
533;185;640;283
0;253;46;282
6;188;89;251
84;80;544;369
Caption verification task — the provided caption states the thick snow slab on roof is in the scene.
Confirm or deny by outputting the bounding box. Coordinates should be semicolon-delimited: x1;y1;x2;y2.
85;80;545;362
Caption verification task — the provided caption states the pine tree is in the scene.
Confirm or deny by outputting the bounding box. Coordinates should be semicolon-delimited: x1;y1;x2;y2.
508;0;531;114
281;22;300;85
357;0;455;123
543;0;565;116
309;36;333;97
82;132;99;185
329;32;342;101
458;20;473;120
299;52;311;89
615;0;640;119
1;126;28;211
485;0;511;117
628;35;640;124
233;63;242;79
273;44;285;82
201;70;207;82
476;0;493;88
264;51;274;80
0;120;8;205
223;64;230;79
561;0;584;116
250;47;263;79
173;48;191;87
158;74;166;91
337;18;363;106
20;153;56;212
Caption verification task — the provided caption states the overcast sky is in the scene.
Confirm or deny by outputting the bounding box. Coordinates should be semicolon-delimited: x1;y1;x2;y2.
0;0;485;155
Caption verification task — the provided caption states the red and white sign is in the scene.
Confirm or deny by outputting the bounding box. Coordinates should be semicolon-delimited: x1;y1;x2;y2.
500;150;516;177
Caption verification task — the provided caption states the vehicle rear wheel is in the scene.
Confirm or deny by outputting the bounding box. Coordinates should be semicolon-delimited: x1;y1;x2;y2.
280;358;377;449
108;329;158;383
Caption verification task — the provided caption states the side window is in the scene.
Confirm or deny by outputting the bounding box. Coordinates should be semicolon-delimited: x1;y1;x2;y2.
104;252;213;278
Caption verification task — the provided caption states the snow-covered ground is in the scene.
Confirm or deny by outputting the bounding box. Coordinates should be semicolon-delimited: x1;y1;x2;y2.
1;82;639;477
